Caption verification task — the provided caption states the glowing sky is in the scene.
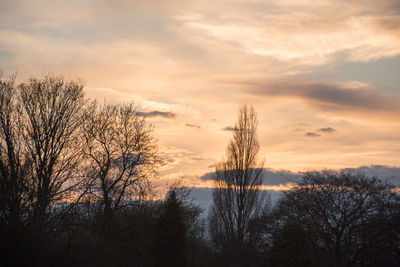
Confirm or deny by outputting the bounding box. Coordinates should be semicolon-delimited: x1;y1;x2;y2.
1;0;400;192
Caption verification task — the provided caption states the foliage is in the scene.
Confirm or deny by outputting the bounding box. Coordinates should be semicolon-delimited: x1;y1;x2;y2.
270;221;314;267
153;190;187;266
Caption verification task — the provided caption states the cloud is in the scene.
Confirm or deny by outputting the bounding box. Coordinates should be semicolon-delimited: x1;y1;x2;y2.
136;110;177;119
306;132;321;137
158;146;211;174
295;126;336;136
294;128;305;132
192;164;400;209
189;156;207;161
200;165;400;187
177;2;400;67
345;165;400;187
2;0;400;185
185;123;201;129
222;126;236;131
319;127;336;133
297;123;310;127
200;172;215;181
201;168;301;186
245;80;400;119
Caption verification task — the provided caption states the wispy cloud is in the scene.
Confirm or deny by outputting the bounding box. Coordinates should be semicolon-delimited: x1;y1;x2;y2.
306;132;321;137
294;128;305;132
319;127;336;133
177;2;400;68
1;0;400;182
200;165;400;188
185;123;201;129
189;156;207;161
137;110;177;119
244;80;400;119
222;126;235;131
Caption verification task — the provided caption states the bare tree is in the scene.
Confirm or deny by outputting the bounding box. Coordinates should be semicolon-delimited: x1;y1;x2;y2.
275;170;400;266
0;74;29;235
19;75;85;231
82;102;160;227
209;105;266;263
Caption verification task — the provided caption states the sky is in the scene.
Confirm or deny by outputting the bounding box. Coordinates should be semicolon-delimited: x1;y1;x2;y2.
1;0;400;196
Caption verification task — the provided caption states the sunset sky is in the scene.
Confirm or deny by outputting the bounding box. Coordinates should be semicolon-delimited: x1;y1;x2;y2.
1;0;400;194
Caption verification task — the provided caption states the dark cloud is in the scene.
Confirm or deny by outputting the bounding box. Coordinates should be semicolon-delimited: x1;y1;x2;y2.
319;127;336;133
192;165;400;210
372;16;400;34
195;165;400;209
244;81;400;117
185;123;201;129
136;110;176;119
201;172;216;181
222;126;236;131
201;168;301;186
200;165;400;187
344;165;400;186
261;168;302;185
306;132;321;137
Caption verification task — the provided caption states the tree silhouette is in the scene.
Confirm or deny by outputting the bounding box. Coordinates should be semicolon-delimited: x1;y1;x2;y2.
153;190;186;267
82;102;160;229
270;221;313;267
0;74;34;266
0;74;28;235
208;105;266;265
19;75;86;232
275;170;400;266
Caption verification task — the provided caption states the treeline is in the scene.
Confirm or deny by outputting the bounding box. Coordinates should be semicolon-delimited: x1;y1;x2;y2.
1;75;399;266
208;106;400;266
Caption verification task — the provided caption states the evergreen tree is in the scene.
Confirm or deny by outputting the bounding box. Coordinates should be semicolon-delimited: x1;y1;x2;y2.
153;190;186;267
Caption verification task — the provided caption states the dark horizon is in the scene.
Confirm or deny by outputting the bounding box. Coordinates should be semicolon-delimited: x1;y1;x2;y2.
1;0;400;196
